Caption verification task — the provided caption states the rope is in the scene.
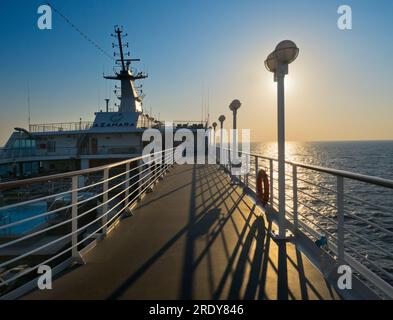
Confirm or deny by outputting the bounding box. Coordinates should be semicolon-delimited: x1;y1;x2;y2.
45;1;114;61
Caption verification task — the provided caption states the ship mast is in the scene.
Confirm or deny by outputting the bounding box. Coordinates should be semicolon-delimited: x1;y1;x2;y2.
104;26;147;113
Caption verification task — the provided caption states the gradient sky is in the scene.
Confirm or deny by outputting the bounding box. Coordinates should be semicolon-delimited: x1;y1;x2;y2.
0;0;392;145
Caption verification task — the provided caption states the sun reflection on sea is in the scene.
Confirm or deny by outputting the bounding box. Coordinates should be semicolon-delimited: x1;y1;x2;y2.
251;141;308;163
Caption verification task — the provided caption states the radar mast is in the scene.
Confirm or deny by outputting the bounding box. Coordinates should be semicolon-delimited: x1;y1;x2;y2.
104;26;147;113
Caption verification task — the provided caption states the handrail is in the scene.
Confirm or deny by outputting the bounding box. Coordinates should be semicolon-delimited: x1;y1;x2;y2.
29;121;94;133
221;147;393;189
0;155;160;212
0;148;174;190
289;161;393;189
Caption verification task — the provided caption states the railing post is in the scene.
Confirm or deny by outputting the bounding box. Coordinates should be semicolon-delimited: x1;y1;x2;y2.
220;147;225;169
159;152;163;178
337;176;345;263
292;165;298;230
238;152;242;184
161;150;167;177
269;159;274;205
245;154;249;187
102;168;109;234
161;150;165;177
146;156;154;193
170;148;174;168
124;162;130;207
71;175;79;259
155;156;159;181
138;159;143;200
153;157;157;182
226;149;228;170
228;149;232;174
255;156;258;190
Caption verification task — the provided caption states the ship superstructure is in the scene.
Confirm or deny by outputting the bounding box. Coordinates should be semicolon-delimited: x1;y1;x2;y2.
0;27;206;180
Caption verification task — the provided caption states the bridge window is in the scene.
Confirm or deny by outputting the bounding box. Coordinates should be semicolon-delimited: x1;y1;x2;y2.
13;139;36;149
47;141;56;152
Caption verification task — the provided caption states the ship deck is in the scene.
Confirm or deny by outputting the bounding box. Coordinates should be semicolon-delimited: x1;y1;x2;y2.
23;164;340;300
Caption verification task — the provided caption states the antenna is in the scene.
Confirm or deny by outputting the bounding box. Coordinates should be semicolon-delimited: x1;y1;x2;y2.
105;26;147;80
201;93;203;124
112;26;126;71
207;88;210;127
46;1;114;61
27;84;31;129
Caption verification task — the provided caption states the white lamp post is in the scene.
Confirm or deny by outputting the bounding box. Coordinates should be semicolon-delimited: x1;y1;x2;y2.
218;115;226;133
229;99;241;167
218;115;226;165
212;122;218;163
212;122;218;147
212;122;217;134
265;40;299;239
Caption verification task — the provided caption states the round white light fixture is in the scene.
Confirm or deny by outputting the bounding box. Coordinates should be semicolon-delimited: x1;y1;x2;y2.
229;99;241;111
275;40;299;64
264;51;277;73
265;40;299;73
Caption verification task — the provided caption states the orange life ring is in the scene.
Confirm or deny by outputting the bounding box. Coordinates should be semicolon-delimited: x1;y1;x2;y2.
256;169;270;206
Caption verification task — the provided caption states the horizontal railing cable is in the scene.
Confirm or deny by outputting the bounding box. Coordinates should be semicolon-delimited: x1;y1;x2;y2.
0;152;177;286
0;150;177;277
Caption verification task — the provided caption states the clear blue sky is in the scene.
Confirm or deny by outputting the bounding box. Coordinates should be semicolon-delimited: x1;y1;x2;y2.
0;0;392;144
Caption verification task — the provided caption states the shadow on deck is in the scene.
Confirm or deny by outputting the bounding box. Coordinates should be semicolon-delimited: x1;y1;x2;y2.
23;164;339;300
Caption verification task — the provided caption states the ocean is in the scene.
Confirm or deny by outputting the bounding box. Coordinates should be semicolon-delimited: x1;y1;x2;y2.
251;141;393;180
250;141;393;285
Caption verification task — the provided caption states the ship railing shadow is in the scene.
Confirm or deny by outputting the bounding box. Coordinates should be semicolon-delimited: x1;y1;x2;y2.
131;164;229;212
181;164;336;300
107;164;336;300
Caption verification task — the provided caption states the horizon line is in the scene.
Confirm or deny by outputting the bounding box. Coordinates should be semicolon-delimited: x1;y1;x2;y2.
249;139;393;143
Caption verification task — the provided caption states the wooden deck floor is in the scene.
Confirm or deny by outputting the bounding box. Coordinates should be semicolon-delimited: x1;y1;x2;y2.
23;164;339;300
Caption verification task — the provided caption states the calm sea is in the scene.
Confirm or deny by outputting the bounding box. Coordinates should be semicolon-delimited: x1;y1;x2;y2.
251;141;393;180
250;141;393;285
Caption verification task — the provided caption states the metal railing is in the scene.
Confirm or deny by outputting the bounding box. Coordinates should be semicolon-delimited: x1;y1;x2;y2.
29;121;94;133
218;147;393;299
172;121;207;129
0;148;178;297
28;120;208;133
0;145;142;162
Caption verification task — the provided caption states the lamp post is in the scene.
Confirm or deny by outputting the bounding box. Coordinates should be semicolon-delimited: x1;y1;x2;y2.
265;40;299;239
212;122;217;142
211;122;218;163
229;99;241;166
218;115;226;165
